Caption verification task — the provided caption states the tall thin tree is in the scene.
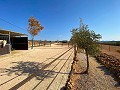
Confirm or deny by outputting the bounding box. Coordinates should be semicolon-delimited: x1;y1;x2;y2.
28;17;44;49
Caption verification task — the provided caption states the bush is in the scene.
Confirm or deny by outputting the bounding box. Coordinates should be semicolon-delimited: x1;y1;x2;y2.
116;41;120;46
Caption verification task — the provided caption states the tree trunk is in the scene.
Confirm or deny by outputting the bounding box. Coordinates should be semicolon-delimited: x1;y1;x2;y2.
39;41;40;46
74;45;77;61
85;49;89;74
31;37;34;49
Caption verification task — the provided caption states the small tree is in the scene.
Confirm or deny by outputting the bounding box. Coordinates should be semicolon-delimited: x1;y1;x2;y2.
70;29;79;60
28;17;44;49
71;24;101;74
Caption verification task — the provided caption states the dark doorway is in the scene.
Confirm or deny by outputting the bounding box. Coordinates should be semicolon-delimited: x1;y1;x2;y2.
11;37;28;50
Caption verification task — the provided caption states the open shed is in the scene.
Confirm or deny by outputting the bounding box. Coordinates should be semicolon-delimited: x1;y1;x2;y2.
0;29;28;55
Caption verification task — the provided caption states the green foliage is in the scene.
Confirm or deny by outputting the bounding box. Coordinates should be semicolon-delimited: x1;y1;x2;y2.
70;28;79;44
100;41;120;46
71;24;102;56
116;41;120;46
70;21;102;73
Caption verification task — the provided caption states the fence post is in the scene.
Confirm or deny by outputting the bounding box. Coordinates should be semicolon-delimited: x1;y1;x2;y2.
101;44;102;51
109;45;110;51
62;43;63;47
50;41;51;47
39;40;41;46
68;42;69;47
74;44;77;61
44;41;45;46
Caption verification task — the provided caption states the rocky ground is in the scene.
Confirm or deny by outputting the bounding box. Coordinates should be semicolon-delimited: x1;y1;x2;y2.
68;52;120;90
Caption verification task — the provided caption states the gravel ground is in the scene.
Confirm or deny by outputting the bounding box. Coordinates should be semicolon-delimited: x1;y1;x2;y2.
77;53;120;90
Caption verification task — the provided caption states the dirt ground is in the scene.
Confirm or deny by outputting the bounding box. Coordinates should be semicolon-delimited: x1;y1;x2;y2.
66;44;120;90
101;44;120;60
0;44;73;90
74;53;120;90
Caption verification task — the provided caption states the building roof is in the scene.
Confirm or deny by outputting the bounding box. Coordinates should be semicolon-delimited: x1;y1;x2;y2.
0;29;27;37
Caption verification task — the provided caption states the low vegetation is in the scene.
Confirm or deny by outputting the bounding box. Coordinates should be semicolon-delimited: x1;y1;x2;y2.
100;41;120;46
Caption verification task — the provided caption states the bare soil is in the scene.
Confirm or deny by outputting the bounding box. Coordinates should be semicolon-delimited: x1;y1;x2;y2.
101;44;120;60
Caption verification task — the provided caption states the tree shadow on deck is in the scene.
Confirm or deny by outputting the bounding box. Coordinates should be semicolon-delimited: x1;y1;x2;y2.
0;61;55;86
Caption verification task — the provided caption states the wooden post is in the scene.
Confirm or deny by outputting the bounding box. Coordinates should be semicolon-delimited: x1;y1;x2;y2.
62;43;63;47
68;42;69;47
101;44;102;51
8;31;11;53
31;38;34;49
50;41;51;47
109;45;110;51
44;41;45;46
39;41;40;46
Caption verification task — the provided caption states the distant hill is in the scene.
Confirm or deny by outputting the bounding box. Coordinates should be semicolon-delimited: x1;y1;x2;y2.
99;41;120;46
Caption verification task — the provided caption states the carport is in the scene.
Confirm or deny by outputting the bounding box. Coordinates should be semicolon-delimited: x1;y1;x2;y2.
0;29;28;55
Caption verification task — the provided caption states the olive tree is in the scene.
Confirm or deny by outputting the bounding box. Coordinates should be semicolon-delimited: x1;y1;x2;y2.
28;17;44;49
71;24;101;73
70;29;79;60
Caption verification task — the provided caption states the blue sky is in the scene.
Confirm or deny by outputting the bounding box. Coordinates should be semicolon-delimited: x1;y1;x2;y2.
0;0;120;41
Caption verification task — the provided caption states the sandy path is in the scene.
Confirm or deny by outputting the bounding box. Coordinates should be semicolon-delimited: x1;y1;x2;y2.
77;53;120;90
0;45;73;90
34;51;73;90
18;50;72;90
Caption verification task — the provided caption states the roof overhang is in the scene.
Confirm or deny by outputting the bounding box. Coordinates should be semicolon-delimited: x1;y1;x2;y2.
0;29;28;37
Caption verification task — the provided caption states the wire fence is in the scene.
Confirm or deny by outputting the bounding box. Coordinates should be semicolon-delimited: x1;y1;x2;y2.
100;44;120;60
